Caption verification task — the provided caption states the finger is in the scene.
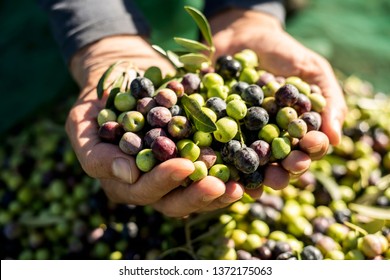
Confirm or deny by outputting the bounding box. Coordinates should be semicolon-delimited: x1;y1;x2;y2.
200;181;245;212
152;176;227;217
313;59;347;145
101;158;195;205
244;185;265;200
263;164;290;190
65;97;142;182
320;96;346;146
299;130;329;160
281;150;311;175
66;97;197;205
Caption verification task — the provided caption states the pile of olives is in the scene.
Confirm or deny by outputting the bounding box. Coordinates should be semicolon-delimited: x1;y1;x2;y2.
96;66;390;260
97;49;327;189
161;76;390;260
0;114;166;260
0;75;389;260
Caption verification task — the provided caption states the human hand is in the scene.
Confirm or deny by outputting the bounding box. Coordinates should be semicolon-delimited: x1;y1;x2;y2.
209;9;347;194
66;35;245;217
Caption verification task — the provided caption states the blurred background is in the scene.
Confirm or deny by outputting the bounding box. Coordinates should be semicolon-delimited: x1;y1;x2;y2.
0;0;389;260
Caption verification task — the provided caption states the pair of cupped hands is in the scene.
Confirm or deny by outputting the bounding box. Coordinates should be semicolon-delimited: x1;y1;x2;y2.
66;10;347;217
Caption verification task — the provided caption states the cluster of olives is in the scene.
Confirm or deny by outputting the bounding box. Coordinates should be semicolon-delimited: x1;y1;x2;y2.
97;49;326;189
190;189;390;260
1;74;389;260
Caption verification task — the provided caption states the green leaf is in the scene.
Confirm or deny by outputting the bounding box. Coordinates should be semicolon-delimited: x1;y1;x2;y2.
349;203;390;220
358;219;386;234
105;72;125;109
181;94;217;133
174;37;211;53
312;171;341;201
184;6;213;47
179;53;209;65
144;66;163;88
152;45;184;69
355;174;390;205
96;61;123;99
167;50;184;68
377;173;390;191
152;44;167;56
19;215;65;227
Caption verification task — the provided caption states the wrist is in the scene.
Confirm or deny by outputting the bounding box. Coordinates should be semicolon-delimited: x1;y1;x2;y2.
69;35;174;89
70;35;138;87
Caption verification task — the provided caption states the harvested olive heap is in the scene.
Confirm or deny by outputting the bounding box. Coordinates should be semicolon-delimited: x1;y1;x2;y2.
1;7;389;260
1;75;389;260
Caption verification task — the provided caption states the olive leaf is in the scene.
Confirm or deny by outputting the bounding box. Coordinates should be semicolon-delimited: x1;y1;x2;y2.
311;171;341;201
356;219;386;235
179;53;210;71
105;72;125;109
167;50;184;68
152;45;184;69
19;215;65;227
152;44;167;56
354;174;390;205
179;53;209;65
349;203;390;220
144;66;163;88
174;37;211;53
184;6;214;47
96;60;123;99
181;94;217;133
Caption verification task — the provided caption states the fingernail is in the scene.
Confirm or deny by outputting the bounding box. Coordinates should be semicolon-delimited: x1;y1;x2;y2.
329;117;342;145
112;158;133;183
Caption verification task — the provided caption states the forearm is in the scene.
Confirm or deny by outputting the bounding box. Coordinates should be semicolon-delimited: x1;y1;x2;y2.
37;0;150;65
69;35;158;88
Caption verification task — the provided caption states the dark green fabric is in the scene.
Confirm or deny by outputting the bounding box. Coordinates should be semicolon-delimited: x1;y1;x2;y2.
133;0;204;50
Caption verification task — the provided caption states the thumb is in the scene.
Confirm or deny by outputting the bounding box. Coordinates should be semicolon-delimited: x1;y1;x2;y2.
80;141;141;184
101;158;196;205
66;98;141;183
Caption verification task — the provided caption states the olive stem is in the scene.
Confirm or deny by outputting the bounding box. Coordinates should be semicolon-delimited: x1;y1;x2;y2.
187;209;227;227
236;120;245;145
208;46;216;62
343;221;368;236
184;218;196;257
156;246;197;260
190;222;226;244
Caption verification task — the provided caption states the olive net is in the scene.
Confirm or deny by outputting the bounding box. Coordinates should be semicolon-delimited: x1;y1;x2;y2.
285;0;390;93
